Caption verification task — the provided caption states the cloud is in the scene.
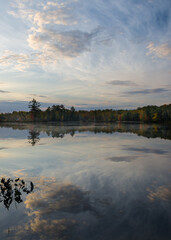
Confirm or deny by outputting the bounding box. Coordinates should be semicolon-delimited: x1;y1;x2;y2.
0;51;36;71
123;88;169;95
3;0;101;71
33;6;78;26
0;90;10;93
0;147;8;150
107;156;138;162
9;0;78;26
39;95;47;98
30;94;47;98
147;42;171;58
2;0;170;78
28;28;99;59
106;80;137;86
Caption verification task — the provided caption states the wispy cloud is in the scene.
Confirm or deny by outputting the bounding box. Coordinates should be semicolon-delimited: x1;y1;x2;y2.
33;4;78;26
106;80;138;86
28;28;99;59
2;0;171;72
0;90;10;93
147;42;171;59
9;0;78;26
0;0;170;108
30;94;47;98
107;156;138;162
123;88;169;95
2;0;101;71
39;95;47;98
0;51;37;71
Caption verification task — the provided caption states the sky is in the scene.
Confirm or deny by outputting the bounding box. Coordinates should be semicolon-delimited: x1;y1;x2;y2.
0;0;171;112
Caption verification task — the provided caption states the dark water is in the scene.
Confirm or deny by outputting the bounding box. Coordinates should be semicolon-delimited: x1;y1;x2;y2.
0;123;171;240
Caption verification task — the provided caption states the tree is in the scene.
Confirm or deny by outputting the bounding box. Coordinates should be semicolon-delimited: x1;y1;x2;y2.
71;106;75;112
28;99;41;121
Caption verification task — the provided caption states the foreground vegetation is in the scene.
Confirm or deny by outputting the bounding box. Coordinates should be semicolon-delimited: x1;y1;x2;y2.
0;99;170;123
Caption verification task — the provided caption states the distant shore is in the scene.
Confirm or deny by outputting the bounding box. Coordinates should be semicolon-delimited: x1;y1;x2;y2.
0;103;170;123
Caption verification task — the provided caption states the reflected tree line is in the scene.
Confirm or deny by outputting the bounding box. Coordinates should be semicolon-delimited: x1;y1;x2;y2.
26;123;171;146
27;129;75;146
0;178;34;209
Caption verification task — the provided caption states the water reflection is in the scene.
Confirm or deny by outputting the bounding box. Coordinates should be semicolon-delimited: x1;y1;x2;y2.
0;178;34;209
28;130;40;146
4;178;171;240
147;185;171;202
123;147;169;155
0;123;170;239
107;156;139;162
0;123;170;145
6;181;95;240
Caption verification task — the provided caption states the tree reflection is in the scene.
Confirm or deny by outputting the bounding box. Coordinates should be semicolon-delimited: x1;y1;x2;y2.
0;178;34;210
2;123;170;141
28;130;40;146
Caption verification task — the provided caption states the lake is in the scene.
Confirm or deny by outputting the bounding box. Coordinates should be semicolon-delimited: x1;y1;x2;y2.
0;123;171;240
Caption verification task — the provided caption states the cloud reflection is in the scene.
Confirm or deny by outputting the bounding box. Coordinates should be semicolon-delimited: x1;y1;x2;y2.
123;147;168;155
12;181;96;240
147;186;171;203
107;156;138;162
5;177;171;240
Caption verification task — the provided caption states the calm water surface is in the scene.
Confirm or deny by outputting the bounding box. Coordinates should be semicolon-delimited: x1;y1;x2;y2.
0;123;171;240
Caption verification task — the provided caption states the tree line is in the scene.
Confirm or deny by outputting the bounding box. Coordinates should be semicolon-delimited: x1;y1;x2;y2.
0;99;170;123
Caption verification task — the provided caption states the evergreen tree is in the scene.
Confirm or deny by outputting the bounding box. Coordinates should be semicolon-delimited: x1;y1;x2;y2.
28;99;41;121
